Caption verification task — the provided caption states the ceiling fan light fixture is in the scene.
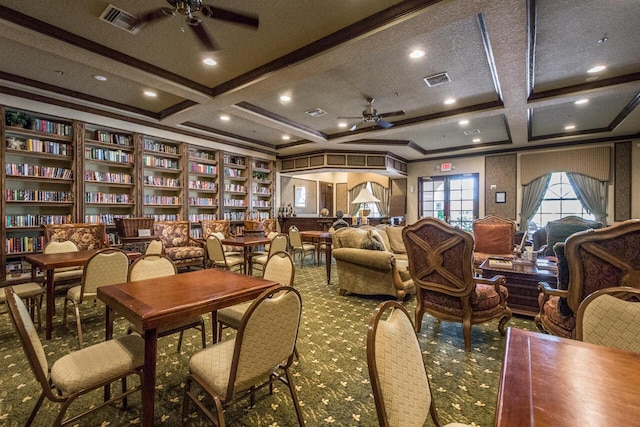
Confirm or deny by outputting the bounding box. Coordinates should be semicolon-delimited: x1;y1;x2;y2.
202;57;217;66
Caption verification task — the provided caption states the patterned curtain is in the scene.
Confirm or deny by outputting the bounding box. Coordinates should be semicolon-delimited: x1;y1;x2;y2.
567;172;608;226
520;174;550;231
348;183;366;216
370;182;388;216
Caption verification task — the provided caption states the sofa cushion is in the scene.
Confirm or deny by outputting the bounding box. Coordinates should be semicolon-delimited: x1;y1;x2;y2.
385;226;406;254
375;225;392;252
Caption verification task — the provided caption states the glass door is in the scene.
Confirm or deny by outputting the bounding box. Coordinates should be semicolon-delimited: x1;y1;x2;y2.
418;174;479;231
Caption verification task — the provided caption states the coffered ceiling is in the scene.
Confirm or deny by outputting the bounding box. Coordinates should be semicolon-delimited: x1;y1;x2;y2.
1;0;639;162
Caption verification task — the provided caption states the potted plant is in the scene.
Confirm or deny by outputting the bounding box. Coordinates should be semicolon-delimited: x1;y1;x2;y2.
5;111;32;128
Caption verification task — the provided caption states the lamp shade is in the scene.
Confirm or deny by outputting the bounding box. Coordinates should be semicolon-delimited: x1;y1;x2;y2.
351;187;380;204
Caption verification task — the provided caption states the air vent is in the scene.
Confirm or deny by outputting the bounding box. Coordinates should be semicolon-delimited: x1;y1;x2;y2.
305;108;327;117
463;129;481;135
423;72;451;87
99;4;143;34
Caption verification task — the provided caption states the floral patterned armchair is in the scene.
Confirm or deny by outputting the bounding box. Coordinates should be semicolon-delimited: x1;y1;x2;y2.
403;217;512;351
536;219;640;338
43;223;107;250
153;221;205;269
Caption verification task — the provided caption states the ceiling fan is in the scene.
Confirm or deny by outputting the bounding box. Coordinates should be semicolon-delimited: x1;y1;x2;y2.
132;0;259;51
339;97;405;131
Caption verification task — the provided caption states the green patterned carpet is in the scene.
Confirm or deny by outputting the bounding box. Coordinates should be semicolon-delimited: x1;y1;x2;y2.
0;261;537;426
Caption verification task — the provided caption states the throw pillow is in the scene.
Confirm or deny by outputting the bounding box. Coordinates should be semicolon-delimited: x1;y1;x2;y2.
361;230;385;251
385;226;406;254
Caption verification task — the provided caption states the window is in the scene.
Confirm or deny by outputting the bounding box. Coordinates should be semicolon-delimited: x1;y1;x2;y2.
418;174;479;231
529;172;595;231
365;182;382;217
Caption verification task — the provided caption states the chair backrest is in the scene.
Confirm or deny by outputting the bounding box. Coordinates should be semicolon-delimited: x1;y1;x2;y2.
367;300;433;427
200;219;231;239
472;214;516;254
564;219;640;314
81;248;130;295
576;286;640;353
128;254;176;281
268;234;288;256
4;287;55;401
288;227;302;248
206;235;226;263
43;223;106;250
543;216;603;257
262;219;277;235
402;217;476;297
145;239;164;255
153;221;191;248
227;286;301;400
262;251;295;286
43;240;79;254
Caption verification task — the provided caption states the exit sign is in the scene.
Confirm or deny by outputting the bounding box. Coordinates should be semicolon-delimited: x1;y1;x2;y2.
440;162;453;172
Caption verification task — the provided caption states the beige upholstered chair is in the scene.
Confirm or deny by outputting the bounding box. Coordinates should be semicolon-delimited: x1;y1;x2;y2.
403;217;511;351
127;254;206;352
182;286;304;426
43;240;83;286
205;235;244;273
575;286;640;353
251;233;288;275
0;282;45;329
214;251;295;343
144;238;163;256
63;248;130;347
367;300;470;427
289;227;315;267
5;286;144;426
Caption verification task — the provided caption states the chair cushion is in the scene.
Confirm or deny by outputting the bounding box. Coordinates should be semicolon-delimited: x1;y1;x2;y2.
189;338;236;399
0;282;44;302
51;335;144;395
165;246;205;261
218;301;253;329
421;283;509;318
537;294;574;338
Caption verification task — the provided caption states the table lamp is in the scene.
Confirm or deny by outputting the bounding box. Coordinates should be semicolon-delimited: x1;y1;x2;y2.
351;187;380;224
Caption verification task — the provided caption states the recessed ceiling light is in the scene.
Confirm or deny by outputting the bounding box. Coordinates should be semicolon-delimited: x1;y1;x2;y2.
282;135;290;140
587;65;606;74
93;75;107;81
459;119;469;125
409;49;425;59
202;58;217;66
280;95;291;102
220;115;230;121
338;122;347;128
574;98;589;105
143;90;157;97
472;138;481;143
444;98;456;105
564;125;576;130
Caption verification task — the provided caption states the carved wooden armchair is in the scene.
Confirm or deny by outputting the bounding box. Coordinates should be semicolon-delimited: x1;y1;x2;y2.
472;214;516;267
153;221;205;269
536;219;640;338
402;217;511;351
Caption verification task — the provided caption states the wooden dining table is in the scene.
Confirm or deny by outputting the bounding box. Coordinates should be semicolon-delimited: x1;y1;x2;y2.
495;328;640;426
221;235;272;273
24;248;140;340
299;230;332;284
97;268;277;427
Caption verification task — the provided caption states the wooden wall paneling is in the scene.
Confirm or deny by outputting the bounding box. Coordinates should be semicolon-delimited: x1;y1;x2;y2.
614;142;632;221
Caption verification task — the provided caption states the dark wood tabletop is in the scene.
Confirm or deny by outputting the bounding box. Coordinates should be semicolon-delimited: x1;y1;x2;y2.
495;328;640;426
98;268;277;427
222;235;272;272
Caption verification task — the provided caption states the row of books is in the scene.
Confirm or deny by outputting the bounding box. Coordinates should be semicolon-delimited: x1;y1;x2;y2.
224;184;247;192
5;236;46;253
223;199;248;207
4;214;73;227
189;180;217;191
143;140;179;155
85;192;131;203
222;211;247;221
30;118;72;137
94;131;133;146
5;189;73;202
189;150;216;161
85;170;133;184
189;163;217;175
85;147;134;163
187;213;218;222
252;201;272;208
144;176;180;186
188;197;217;206
223;167;244;177
9;138;71;155
85;214;133;224
143;155;179;169
223;155;245;166
6;163;73;179
143;195;180;205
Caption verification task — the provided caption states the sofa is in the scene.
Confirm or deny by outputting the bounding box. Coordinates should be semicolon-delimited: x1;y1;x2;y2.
332;225;415;300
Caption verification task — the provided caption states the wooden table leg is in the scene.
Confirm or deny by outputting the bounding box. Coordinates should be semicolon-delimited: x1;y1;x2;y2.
45;269;55;340
142;329;158;427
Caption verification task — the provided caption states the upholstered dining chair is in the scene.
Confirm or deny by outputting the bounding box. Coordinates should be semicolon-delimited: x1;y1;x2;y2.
63;248;130;347
214;251;295;343
575;286;640;353
182;285;305;426
251;233;288;275
43;240;84;287
402;217;511;351
289;226;315;268
0;281;45;329
5;286;144;426
205;235;244;273
127;254;206;352
144;238;163;256
367;300;470;427
536;219;640;339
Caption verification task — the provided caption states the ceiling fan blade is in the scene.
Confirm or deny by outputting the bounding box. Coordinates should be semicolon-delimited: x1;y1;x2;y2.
378;110;405;118
337;116;363;120
376;119;394;129
132;7;175;26
202;5;259;29
188;18;220;51
349;123;359;131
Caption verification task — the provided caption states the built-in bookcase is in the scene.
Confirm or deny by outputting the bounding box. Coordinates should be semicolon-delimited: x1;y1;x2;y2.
2;107;75;282
142;138;184;221
187;146;219;239
251;158;274;220
222;152;248;234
